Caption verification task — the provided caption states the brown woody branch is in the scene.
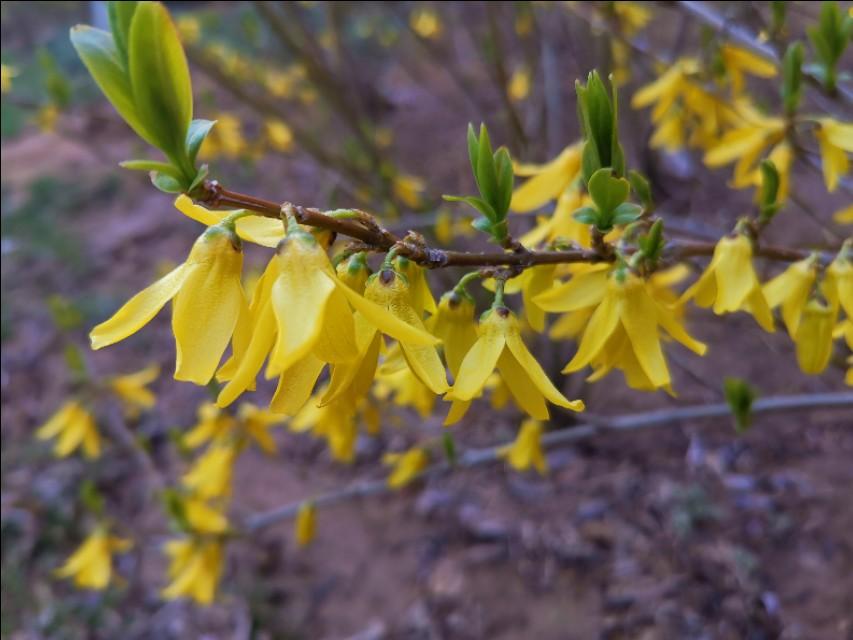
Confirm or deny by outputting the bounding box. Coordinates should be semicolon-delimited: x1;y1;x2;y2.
198;181;832;268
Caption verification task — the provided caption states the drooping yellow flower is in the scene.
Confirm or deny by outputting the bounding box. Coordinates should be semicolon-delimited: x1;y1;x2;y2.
718;44;777;95
508;67;531;102
520;186;592;249
431;291;478;378
393;174;425;208
322;269;446;405
763;256;818;336
498;419;548;475
823;250;853;318
376;348;437;418
291;390;359;463
1;64;17;93
410;9;442;39
182;444;237;499
383;447;429;488
395;256;437;316
795;299;836;375
632;58;700;122
814;118;853;192
162;538;224;605
264;119;295;152
181;496;230;535
183;403;236;448
91;224;246;385
236;403;284;453
680;234;775;332
295;502;316;548
511;143;583;213
108;364;159;417
36;401;101;459
445;306;584;423
175;195;284;248
55;527;131;590
539;267;706;391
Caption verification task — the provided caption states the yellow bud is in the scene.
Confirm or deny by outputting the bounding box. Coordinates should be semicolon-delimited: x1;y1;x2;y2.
295;502;316;547
795;300;835;375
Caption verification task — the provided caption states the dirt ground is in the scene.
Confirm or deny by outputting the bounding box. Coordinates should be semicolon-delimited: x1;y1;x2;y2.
2;3;852;639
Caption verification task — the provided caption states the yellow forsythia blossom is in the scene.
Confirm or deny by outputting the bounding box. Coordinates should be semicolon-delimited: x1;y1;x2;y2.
395;256;437;316
295;502;316;548
175;196;284;248
520;186;592;249
445;306;584;424
90;224;246;385
431;292;478;378
511;143;582;213
795;300;836;375
37;401;101;459
198;112;246;159
184;402;237;448
265;119;295;152
236;403;284;454
393;174;426;208
290;389;359;463
508;67;531;102
824;251;852;319
182;444;237;500
499;419;548;475
410;9;442;39
718;44;777;95
162;538;224;605
763;256;818;336
108;364;159;417
383;448;429;489
835;203;853;225
814;118;853;192
680;234;775;332
182;496;230;535
548;269;707;392
55;527;131;590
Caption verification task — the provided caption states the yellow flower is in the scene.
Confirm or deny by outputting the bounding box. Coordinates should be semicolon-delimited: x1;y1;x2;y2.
383;448;429;488
183;403;236;448
508;67;531;102
295;502;316;548
336;252;371;293
542;268;707;391
814;118;853;192
376;350;437;418
520;186;592;248
175;196;284;248
322;269;446;405
514;12;533;36
835;203;853;225
719;44;777;95
182;496;230;535
265;119;295;152
410;9;442;39
395;256;437;316
795;299;836;375
90;225;246;385
431;292;478;377
237;403;284;453
1;63;17;93
393;174;425;208
162;538;224;605
176;14;201;44
108;364;159;417
632;58;700;119
680;234;775;332
511;143;583;213
291;390;359;463
498;419;548;475
823;251;852;318
36;401;101;459
445;306;584;423
763;256;818;336
35;104;59;133
182;444;236;499
55;527;131;590
198;112;246;159
612;2;652;35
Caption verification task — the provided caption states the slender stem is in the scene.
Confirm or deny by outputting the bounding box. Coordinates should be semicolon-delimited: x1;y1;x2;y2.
241;391;853;533
197;181;833;269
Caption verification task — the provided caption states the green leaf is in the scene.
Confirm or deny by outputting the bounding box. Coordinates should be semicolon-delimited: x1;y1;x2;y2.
475;124;498;211
128;1;193;163
639;218;664;262
759;159;780;217
443;195;497;221
150;170;184;193
628;170;653;210
576;71;623;183
120;159;183;176
781;42;803;115
723;377;758;434
770;1;787;35
186;118;216;164
466;123;479;178
187;164;209;193
494;146;513;219
572;206;599;225
442;432;457;465
611;202;643;226
70;25;157;146
588;168;629;217
107;0;138;67
471;216;494;234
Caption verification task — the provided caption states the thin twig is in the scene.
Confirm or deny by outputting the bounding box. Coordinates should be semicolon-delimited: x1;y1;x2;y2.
242;391;853;532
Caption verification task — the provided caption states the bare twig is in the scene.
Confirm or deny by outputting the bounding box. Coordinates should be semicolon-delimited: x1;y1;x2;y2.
242;391;853;532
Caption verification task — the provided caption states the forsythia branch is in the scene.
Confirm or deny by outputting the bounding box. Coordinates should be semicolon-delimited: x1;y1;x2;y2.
242;391;853;533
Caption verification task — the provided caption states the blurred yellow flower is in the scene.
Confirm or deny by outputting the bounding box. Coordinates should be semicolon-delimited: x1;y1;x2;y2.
410;9;442;39
55;527;131;590
795;299;836;375
182;496;230;535
36;400;101;459
511;143;583;213
499;419;548;475
1;63;18;93
182;444;237;500
295;502;316;547
383;447;429;488
814;118;853;192
162;538;224;605
763;256;818;336
393;174;425;208
265;119;295;152
508;67;531;102
108;364;159;417
718;44;777;95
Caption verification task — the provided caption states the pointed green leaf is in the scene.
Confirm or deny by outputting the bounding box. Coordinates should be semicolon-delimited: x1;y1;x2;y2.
186;118;216;164
476;124;499;209
107;0;138;67
443;195;497;221
628;170;653;210
120;159;183;176
494;146;513;219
